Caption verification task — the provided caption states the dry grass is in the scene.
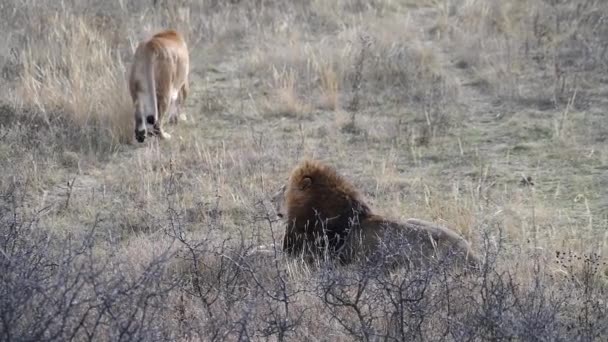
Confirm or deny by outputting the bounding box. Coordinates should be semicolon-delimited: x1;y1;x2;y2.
448;0;608;105
12;10;133;154
1;0;607;340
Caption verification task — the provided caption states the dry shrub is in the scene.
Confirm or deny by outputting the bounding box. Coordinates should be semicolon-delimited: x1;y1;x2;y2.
15;11;132;154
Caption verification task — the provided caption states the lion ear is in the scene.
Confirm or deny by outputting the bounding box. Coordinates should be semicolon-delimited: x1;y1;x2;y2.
299;176;312;190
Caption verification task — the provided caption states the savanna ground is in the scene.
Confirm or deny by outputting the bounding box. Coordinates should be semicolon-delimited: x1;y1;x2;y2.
1;0;608;340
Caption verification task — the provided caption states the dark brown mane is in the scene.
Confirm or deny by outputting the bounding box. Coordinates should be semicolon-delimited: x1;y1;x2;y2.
283;160;372;258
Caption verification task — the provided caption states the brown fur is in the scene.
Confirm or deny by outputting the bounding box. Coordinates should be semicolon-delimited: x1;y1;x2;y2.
274;160;480;269
129;29;189;143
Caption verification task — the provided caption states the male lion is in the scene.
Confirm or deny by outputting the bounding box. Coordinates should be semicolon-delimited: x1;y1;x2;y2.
129;29;189;143
271;160;480;270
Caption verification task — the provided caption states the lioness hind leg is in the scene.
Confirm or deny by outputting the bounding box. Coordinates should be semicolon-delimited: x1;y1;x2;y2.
176;82;189;122
153;121;172;140
167;99;179;125
154;95;172;140
180;81;189;101
168;89;181;125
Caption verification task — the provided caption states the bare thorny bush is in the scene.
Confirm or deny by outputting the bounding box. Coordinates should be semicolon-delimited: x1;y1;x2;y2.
2;177;607;341
0;181;177;341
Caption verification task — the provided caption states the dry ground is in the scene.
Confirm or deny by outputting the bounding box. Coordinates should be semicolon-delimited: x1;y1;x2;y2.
1;0;607;340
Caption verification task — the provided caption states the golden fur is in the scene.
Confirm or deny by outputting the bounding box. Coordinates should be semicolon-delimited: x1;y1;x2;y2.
272;160;480;269
129;29;189;143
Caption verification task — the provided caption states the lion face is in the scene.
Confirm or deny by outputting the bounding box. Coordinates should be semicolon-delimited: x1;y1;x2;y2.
270;184;287;219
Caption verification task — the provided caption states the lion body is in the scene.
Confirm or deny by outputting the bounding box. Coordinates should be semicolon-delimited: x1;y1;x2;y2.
129;29;189;143
274;160;479;269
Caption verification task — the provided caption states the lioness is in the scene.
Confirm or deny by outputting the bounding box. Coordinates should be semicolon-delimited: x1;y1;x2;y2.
129;29;189;143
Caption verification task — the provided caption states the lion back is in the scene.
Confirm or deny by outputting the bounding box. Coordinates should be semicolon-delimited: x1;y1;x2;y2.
338;216;480;269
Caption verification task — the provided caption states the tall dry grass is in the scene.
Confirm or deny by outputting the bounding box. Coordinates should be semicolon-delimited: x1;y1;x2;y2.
0;0;210;156
247;15;459;123
16;12;133;152
447;0;608;104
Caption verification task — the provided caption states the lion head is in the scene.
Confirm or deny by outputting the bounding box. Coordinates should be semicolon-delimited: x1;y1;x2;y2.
272;160;372;259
